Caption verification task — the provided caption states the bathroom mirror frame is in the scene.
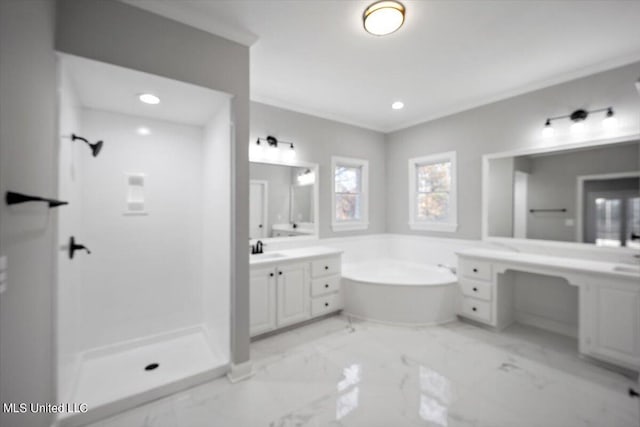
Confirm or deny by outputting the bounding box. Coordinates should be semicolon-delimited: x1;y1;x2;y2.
481;132;640;253
249;158;320;244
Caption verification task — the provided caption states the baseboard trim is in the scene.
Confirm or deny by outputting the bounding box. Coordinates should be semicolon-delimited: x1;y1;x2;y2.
227;360;254;383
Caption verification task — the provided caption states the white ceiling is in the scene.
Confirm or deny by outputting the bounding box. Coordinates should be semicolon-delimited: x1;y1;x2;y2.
63;54;230;127
123;0;640;132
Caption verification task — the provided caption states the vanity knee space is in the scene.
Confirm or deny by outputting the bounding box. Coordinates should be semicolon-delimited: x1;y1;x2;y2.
457;249;640;372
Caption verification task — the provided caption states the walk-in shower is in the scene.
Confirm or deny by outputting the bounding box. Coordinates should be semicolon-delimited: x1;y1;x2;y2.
55;54;232;426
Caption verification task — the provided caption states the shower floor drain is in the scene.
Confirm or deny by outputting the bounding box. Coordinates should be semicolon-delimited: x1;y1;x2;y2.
144;363;159;371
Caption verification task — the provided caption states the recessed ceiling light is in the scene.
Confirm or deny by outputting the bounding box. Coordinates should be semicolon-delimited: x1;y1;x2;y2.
137;127;151;136
138;93;160;105
363;1;405;36
391;101;404;110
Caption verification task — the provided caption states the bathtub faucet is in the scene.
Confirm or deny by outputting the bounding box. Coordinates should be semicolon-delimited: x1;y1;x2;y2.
437;264;457;275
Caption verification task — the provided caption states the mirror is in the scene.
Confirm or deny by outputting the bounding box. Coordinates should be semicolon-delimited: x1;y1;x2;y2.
249;160;319;240
485;138;640;248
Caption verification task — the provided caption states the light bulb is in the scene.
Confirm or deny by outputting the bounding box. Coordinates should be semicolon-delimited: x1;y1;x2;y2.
570;121;586;134
391;101;404;110
542;120;554;138
265;144;279;161
249;141;263;160
602;109;618;129
283;146;296;162
137;126;151;136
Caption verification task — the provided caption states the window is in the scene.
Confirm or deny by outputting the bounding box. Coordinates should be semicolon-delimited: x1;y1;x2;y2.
332;156;369;231
408;151;457;232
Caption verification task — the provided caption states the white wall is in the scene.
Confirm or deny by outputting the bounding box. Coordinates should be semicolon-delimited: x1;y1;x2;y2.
386;61;640;240
0;1;57;426
55;0;251;365
251;101;387;238
202;104;231;361
56;61;85;403
78;109;204;350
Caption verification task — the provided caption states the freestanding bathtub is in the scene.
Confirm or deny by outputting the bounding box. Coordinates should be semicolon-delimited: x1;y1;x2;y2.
342;259;458;325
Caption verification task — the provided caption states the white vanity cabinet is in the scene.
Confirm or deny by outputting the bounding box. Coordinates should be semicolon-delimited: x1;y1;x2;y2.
249;248;343;337
581;276;640;370
249;266;277;336
276;262;311;327
457;249;640;372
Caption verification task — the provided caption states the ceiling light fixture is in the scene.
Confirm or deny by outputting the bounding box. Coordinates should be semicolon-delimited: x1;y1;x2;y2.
138;93;160;105
363;1;405;36
541;107;616;137
391;101;404;110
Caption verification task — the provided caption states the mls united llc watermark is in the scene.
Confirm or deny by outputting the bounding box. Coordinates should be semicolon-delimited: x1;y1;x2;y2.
3;402;88;414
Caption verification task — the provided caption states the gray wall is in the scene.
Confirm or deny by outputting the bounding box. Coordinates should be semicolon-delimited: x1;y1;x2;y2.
0;3;250;423
251;102;386;238
526;142;639;241
0;1;57;426
386;61;640;239
487;157;515;237
250;162;294;236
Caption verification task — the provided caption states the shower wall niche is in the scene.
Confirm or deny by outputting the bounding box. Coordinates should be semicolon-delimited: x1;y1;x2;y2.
56;54;232;426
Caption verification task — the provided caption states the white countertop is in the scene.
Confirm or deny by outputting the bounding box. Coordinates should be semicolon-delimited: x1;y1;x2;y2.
457;248;640;281
249;246;342;267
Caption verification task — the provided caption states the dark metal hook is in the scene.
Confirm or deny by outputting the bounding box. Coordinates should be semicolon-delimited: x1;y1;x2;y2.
5;191;68;208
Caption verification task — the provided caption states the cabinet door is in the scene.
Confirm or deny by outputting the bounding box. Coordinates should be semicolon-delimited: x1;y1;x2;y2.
250;267;276;337
276;262;310;328
582;278;640;370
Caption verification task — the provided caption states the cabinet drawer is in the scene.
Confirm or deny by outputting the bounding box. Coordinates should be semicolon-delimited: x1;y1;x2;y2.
311;257;341;277
311;275;341;297
461;259;492;282
460;279;492;301
461;297;491;323
311;293;343;317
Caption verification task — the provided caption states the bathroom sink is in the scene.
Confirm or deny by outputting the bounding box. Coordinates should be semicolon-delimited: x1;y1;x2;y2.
613;265;640;274
251;252;286;261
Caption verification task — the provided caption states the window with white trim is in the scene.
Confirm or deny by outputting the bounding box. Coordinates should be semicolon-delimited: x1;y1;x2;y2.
408;151;457;232
332;156;369;231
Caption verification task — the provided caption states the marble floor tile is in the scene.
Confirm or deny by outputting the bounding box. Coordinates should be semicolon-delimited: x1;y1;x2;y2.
88;316;640;427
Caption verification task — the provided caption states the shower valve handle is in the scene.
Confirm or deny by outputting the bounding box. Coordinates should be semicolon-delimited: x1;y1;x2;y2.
69;236;92;259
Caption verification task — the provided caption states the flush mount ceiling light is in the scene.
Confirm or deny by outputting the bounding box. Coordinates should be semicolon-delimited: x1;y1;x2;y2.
391;101;404;110
363;1;405;36
138;93;160;105
541;107;617;137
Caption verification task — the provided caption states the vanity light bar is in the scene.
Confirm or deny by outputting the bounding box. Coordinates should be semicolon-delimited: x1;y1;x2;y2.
542;107;616;137
255;135;294;150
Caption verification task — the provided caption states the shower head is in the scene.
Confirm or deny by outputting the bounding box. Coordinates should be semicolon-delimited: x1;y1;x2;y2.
90;140;103;157
71;134;104;158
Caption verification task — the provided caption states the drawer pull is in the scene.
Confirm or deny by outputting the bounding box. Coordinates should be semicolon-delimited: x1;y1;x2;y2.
473;287;478;292
473;268;478;273
269;273;274;277
324;284;329;288
325;302;329;307
325;266;329;270
472;307;477;312
278;271;282;276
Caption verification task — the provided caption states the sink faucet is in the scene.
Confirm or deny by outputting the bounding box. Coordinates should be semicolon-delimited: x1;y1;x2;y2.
251;240;265;255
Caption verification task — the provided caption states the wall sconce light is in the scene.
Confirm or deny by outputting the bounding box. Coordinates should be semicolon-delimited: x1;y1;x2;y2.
542;107;617;137
251;135;296;162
